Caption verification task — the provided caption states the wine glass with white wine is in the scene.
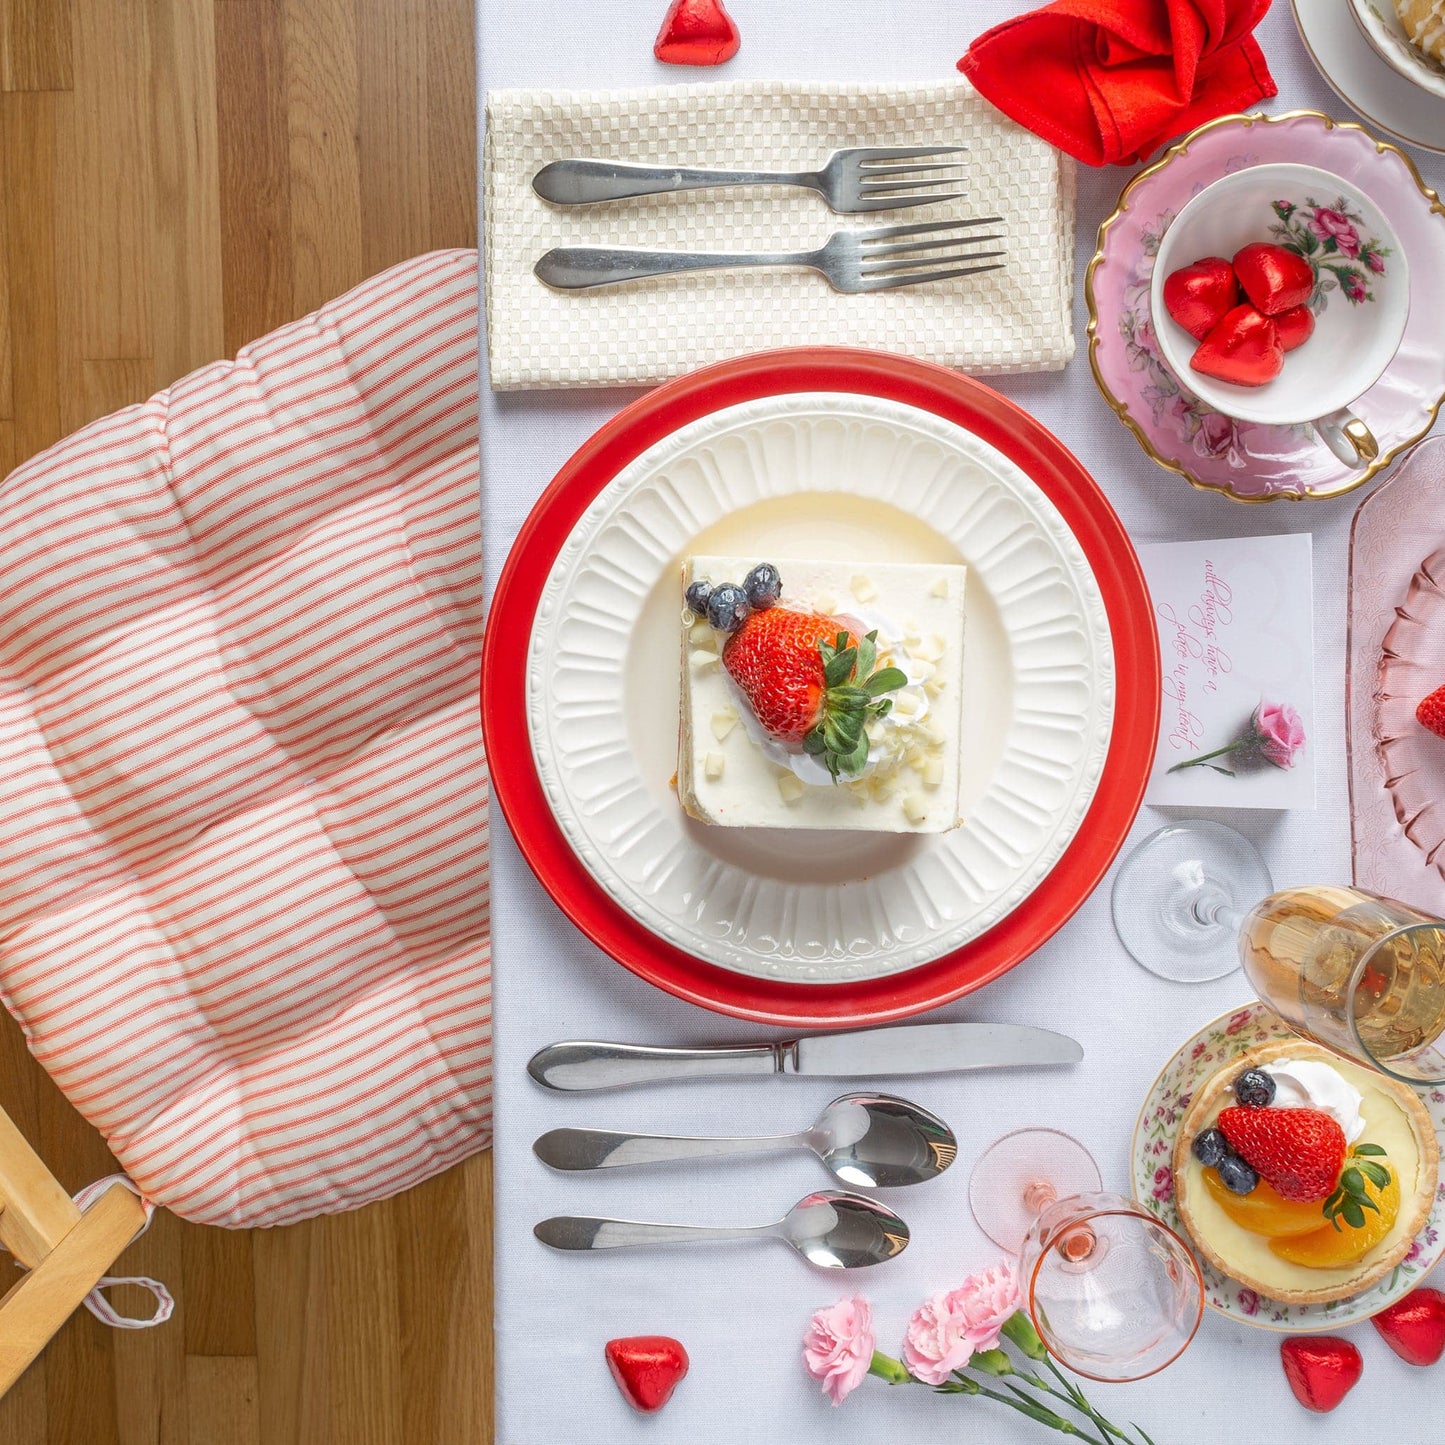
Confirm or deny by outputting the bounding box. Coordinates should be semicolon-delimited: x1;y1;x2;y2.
1113;821;1445;1086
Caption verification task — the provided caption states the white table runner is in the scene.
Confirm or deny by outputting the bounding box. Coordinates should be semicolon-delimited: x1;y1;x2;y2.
479;3;1445;1440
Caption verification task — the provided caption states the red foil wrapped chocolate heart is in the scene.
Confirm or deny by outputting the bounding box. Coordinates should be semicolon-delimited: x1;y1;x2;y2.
1280;1336;1362;1413
1234;242;1315;315
654;0;741;66
1371;1287;1445;1366
1273;304;1315;352
1163;256;1239;341
605;1335;690;1412
1191;303;1283;387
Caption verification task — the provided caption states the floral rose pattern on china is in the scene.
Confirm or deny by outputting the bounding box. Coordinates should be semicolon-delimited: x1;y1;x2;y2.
1133;1003;1445;1328
1268;197;1390;307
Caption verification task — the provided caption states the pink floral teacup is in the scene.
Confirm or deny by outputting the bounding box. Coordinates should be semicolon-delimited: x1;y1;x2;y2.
1149;163;1409;469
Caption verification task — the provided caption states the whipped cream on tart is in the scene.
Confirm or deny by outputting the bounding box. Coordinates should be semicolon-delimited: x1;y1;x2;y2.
677;556;967;832
1173;1040;1439;1305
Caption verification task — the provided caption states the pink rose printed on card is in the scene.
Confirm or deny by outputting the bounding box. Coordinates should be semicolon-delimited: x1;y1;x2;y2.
802;1295;875;1405
1168;699;1306;778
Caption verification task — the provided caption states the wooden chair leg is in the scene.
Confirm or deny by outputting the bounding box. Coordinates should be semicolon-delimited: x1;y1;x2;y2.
0;1183;148;1396
0;1107;80;1268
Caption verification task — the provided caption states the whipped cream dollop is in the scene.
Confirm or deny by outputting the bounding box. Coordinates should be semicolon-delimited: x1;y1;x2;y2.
1262;1060;1366;1143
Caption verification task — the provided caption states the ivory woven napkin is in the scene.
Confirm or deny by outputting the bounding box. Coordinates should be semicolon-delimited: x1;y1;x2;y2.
483;80;1077;389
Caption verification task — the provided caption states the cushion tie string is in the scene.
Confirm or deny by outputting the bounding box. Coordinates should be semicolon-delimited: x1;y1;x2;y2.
69;1176;173;1329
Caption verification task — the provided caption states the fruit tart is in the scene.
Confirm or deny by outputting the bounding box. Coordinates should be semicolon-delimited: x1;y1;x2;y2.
1173;1040;1439;1305
677;556;966;831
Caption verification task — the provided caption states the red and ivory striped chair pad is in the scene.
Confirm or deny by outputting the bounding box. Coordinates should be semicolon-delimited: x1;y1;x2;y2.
0;250;491;1229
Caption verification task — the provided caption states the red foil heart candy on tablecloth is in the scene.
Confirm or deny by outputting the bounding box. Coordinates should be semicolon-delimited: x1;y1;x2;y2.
654;0;741;65
1162;256;1240;340
1191;303;1283;387
605;1335;690;1412
1280;1336;1362;1412
1234;242;1316;315
1371;1287;1445;1366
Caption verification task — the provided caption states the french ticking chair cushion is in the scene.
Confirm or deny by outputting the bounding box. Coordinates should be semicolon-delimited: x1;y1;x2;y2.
0;249;491;1229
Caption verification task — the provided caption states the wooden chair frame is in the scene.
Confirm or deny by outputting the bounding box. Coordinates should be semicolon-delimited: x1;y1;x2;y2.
0;1101;148;1396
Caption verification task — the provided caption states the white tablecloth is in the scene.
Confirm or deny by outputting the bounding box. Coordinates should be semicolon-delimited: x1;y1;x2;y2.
479;4;1444;1439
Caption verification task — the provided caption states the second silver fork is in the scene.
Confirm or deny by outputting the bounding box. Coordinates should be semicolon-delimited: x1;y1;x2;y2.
533;216;1006;293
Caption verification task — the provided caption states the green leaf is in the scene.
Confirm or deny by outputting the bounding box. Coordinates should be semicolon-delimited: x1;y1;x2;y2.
1359;1162;1390;1189
802;728;827;755
838;733;870;777
865;666;908;697
1343;1201;1366;1230
1353;1143;1387;1156
854;635;877;678
1340;1167;1365;1196
824;647;857;688
873;699;893;719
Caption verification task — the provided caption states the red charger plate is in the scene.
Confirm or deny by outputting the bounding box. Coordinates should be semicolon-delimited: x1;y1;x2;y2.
482;348;1159;1026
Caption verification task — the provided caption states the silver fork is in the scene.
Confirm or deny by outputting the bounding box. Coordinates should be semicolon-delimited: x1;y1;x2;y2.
532;146;967;214
533;216;1005;293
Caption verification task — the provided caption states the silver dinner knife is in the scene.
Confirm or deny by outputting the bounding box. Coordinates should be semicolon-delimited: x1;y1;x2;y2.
527;1022;1081;1092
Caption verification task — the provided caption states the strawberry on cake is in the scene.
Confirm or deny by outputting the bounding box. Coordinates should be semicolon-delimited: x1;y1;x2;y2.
677;557;967;832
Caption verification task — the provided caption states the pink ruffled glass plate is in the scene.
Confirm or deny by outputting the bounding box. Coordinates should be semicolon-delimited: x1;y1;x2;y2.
1087;110;1445;503
1132;1003;1445;1331
1349;436;1445;910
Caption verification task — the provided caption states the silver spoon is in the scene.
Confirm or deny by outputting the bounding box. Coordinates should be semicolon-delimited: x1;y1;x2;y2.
534;1190;910;1269
533;1092;955;1189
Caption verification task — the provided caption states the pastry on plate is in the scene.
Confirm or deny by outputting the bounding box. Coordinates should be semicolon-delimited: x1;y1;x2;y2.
1173;1039;1439;1305
677;556;966;832
1396;0;1445;62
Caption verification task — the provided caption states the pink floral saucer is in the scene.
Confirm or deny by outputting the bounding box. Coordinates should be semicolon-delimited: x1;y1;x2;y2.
1087;110;1445;503
1131;1002;1445;1331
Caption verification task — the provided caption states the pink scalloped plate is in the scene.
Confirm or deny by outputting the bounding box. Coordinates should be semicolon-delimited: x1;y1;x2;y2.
1349;436;1445;911
1088;111;1445;503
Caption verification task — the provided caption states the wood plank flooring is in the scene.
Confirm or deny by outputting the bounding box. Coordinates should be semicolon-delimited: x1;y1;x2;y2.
0;2;491;1440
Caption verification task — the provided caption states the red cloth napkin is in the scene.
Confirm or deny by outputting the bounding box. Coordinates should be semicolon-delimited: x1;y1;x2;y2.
959;0;1277;167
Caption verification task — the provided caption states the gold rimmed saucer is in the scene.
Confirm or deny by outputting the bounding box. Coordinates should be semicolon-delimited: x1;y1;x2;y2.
1086;110;1445;504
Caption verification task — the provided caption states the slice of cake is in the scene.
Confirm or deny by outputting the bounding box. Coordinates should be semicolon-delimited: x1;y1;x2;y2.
1396;0;1445;63
677;556;966;832
1172;1040;1439;1305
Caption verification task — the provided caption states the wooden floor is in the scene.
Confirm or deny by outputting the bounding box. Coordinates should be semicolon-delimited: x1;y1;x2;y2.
0;2;491;1442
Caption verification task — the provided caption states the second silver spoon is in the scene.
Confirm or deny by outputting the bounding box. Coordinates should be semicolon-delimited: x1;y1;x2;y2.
532;1092;956;1189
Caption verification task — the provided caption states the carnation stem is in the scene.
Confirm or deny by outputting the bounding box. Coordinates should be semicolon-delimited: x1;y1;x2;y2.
1041;1358;1140;1445
866;1351;913;1386
964;1378;1110;1445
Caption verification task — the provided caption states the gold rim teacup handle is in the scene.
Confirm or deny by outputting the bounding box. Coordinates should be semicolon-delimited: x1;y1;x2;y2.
1313;409;1379;469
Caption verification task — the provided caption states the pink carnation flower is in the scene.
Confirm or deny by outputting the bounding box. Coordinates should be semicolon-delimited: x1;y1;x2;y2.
903;1262;1021;1386
803;1295;874;1406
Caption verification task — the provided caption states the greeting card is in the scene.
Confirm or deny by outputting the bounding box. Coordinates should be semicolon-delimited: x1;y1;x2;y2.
1140;534;1315;809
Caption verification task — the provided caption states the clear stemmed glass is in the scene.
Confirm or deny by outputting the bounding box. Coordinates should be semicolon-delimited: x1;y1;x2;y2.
1112;820;1445;1085
969;1128;1204;1381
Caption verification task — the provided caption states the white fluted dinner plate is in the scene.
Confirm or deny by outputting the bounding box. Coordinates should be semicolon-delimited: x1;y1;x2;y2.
523;391;1115;985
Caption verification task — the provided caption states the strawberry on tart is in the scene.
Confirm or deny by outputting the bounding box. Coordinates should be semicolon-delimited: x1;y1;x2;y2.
1173;1040;1439;1305
677;557;967;831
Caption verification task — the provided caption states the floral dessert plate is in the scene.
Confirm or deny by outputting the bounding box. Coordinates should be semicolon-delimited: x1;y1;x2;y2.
1087;110;1445;503
483;349;1160;1026
1348;436;1445;913
1132;1002;1445;1331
